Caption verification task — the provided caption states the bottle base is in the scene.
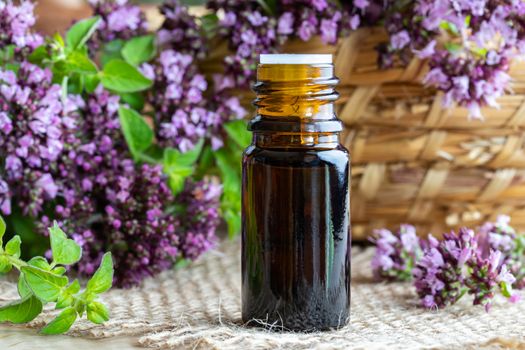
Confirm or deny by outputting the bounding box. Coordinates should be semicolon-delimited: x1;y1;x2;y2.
242;314;349;333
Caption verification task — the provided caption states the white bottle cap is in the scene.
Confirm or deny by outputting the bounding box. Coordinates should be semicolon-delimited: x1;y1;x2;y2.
259;54;332;64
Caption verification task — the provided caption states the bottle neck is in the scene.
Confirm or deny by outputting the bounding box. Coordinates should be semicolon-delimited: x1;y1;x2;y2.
253;132;340;149
250;63;342;148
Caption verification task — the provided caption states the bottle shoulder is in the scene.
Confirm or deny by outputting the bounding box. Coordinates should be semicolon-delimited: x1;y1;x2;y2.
243;144;349;168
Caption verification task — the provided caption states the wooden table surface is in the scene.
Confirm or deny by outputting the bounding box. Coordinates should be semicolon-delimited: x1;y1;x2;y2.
0;325;139;350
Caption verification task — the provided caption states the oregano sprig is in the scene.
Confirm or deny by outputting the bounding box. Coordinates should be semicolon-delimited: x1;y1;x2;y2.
0;217;114;335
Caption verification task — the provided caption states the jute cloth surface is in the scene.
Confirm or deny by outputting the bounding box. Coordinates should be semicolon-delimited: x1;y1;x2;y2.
1;240;525;349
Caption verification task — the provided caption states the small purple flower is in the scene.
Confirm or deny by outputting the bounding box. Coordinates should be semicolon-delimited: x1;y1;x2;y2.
413;228;477;308
320;16;340;44
35;173;58;199
277;12;294;35
0;62;79;216
88;0;147;51
298;18;317;41
349;14;360;30
0;0;43;56
390;30;410;50
370;225;422;281
354;0;370;10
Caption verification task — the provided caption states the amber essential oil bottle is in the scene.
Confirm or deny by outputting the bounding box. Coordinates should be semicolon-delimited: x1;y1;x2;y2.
241;54;351;331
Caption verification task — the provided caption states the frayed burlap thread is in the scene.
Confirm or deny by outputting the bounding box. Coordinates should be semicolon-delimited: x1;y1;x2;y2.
1;240;525;349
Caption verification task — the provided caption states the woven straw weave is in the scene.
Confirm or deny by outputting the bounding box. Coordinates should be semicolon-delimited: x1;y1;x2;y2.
1;240;525;349
203;27;525;239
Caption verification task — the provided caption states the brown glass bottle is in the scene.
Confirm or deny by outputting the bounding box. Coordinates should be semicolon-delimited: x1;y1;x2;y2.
241;54;351;331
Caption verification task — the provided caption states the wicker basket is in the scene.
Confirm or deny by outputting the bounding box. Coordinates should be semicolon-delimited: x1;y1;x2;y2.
203;27;525;240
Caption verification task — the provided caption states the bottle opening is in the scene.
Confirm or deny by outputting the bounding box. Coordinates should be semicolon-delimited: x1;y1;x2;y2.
259;54;332;65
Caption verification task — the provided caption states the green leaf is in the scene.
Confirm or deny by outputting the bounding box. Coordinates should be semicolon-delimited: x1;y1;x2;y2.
52;266;67;276
194;145;214;179
175;258;190;269
118;107;154;161
100;59;152;93
66;16;101;50
500;281;513;298
55;280;79;310
66;50;98;74
66;73;84;94
86;301;110;324
121;35;156;66
17;274;32;298
49;221;82;266
66;279;81;294
163;139;204;195
440;20;459;35
224;120;251;149
165;141;204;167
179;0;207;4
0;215;6;245
21;266;68;302
85;74;100;93
54;33;65;48
74;302;86;316
255;0;277;15
223;208;241;239
28;45;49;65
120;92;145;111
0;256;12;274
5;235;21;258
28;256;51;270
0;45;16;63
86;252;113;294
100;39;124;67
444;42;462;54
4;63;19;74
0;295;43;324
55;294;73;310
215;148;242;238
200;13;219;39
51;60;68;85
140;144;164;164
41;307;77;335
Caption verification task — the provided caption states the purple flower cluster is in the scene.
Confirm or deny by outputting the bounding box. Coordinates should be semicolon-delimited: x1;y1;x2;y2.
208;0;352;87
371;224;422;281
465;249;519;311
0;62;78;217
477;215;525;289
372;217;524;310
148;50;213;151
157;0;207;59
413;228;477;309
85;163;181;288
0;0;42;57
35;86;223;287
207;0;278;87
376;0;525;118
177;178;222;260
148;49;246;151
278;0;350;43
150;1;247;152
88;0;148;49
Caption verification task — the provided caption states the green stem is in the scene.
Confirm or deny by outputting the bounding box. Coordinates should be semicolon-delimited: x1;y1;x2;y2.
2;253;28;270
457;287;468;302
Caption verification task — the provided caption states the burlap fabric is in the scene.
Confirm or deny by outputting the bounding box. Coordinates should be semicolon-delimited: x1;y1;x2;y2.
1;240;525;349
